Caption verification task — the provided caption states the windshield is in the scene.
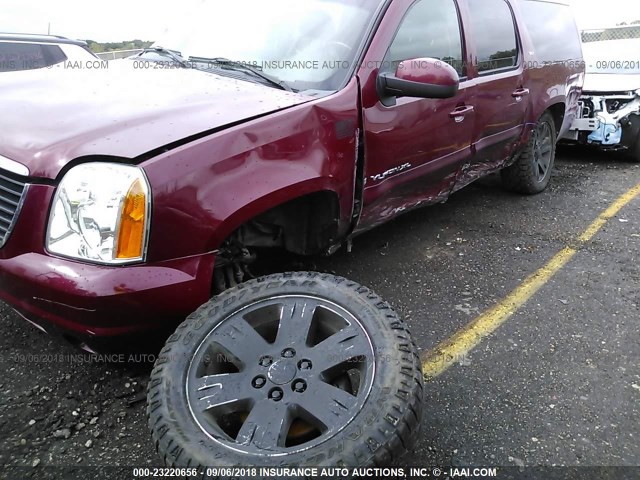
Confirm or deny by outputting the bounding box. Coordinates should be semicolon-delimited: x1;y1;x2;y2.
151;0;383;92
583;38;640;75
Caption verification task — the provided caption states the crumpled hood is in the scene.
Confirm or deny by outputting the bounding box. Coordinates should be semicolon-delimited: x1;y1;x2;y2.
583;73;640;93
0;62;311;179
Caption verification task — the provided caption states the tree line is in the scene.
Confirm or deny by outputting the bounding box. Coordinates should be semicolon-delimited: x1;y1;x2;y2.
84;39;153;53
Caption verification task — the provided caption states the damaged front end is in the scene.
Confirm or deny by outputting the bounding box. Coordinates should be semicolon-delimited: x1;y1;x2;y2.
565;89;640;158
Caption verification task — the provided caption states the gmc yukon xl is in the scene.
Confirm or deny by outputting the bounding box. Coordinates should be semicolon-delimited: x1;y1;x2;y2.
0;0;583;470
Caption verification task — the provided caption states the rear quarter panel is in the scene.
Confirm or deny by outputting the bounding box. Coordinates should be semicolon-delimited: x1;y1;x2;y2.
513;0;585;135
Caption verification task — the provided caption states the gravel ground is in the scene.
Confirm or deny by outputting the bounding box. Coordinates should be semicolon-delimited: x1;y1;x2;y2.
0;148;639;478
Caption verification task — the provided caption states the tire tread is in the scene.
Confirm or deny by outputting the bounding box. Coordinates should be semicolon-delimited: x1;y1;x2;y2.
501;112;557;194
147;272;424;476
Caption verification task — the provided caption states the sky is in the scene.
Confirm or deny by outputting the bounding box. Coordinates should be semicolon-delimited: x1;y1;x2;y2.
1;0;640;43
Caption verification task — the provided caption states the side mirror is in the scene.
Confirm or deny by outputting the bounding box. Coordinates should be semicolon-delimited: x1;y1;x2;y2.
377;57;460;106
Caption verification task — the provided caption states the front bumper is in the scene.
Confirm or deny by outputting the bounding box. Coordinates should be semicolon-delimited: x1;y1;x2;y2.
563;90;640;149
0;251;215;338
0;183;215;338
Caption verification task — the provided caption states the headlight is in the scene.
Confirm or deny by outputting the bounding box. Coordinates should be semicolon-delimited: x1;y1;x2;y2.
47;163;150;264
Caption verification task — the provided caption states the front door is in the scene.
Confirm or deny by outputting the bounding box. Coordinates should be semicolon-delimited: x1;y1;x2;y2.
357;0;475;232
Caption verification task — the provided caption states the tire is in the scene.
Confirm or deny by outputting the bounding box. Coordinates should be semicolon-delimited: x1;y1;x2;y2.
632;135;640;163
501;112;557;194
147;272;423;476
623;114;640;163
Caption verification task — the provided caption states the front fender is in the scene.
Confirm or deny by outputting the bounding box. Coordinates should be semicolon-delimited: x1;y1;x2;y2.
142;79;361;262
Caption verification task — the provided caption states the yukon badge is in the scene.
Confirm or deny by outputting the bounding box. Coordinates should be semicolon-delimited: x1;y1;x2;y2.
370;163;412;182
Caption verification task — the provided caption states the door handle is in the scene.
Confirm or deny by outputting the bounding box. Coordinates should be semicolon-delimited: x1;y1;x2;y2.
449;105;474;122
512;88;530;99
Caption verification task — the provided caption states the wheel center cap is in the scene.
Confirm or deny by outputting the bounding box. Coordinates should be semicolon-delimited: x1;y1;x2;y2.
267;359;297;385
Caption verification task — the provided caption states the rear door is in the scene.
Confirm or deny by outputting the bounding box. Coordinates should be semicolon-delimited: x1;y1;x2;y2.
463;0;529;170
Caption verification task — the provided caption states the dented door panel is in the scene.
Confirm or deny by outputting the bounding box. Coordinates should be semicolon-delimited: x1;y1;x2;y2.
354;0;475;232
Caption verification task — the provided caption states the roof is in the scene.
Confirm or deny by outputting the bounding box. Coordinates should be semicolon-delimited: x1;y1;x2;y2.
0;33;88;47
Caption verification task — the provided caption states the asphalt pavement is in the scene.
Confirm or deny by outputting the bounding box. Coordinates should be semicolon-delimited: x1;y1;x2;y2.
1;147;638;477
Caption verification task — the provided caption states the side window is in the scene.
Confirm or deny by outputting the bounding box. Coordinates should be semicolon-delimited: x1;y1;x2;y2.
0;42;45;72
42;45;68;66
520;0;582;63
0;42;66;72
467;0;518;73
384;0;465;77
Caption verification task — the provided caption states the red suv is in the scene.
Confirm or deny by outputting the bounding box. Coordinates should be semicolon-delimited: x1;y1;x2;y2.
0;0;583;470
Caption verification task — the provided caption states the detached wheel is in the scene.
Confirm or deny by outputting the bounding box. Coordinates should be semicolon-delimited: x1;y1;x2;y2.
147;272;423;473
501;112;557;194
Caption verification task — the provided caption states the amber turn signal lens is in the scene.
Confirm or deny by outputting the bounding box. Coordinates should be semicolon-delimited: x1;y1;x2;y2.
116;179;147;260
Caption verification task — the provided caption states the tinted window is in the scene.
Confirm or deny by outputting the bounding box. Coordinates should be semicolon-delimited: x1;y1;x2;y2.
0;43;67;72
520;1;582;63
468;0;518;73
385;0;465;76
45;45;68;65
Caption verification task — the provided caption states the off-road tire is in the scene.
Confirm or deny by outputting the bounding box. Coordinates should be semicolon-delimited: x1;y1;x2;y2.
501;112;557;194
147;272;423;477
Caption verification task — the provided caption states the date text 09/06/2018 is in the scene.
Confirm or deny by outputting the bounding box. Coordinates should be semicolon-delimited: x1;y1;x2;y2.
131;466;499;478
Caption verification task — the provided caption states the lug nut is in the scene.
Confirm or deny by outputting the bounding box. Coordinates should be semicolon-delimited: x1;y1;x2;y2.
298;359;312;370
281;348;296;358
269;388;283;401
252;376;266;389
292;380;307;393
259;355;273;367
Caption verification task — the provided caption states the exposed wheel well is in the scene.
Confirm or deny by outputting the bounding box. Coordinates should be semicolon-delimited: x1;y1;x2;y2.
230;191;341;256
212;191;342;292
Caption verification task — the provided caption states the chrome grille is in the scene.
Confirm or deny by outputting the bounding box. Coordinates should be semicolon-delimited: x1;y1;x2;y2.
0;169;27;247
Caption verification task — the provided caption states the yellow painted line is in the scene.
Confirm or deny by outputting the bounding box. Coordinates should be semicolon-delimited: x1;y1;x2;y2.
422;182;640;381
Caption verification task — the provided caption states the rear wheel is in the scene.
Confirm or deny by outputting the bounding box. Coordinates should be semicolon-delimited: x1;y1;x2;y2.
147;272;423;475
501;112;557;194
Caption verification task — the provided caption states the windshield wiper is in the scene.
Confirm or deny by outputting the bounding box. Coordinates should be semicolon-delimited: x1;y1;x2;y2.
190;57;293;92
143;46;188;67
